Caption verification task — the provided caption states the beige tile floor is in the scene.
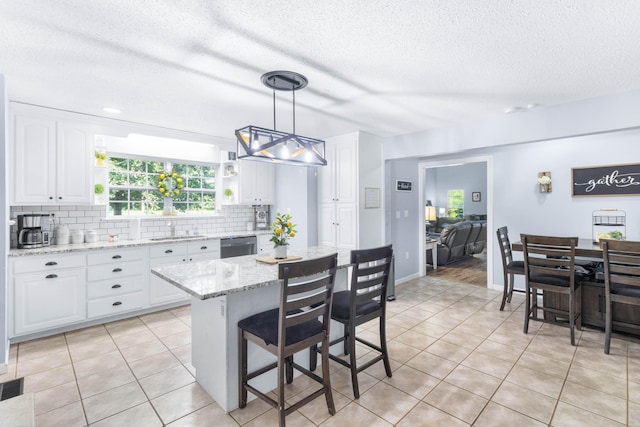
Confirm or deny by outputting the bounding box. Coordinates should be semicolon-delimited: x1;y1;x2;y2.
2;276;639;426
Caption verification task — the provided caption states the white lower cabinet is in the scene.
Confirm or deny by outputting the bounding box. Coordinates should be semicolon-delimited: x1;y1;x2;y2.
11;254;86;335
86;248;148;319
149;239;220;306
9;238;222;339
186;239;221;262
257;234;272;255
150;244;189;306
318;203;357;248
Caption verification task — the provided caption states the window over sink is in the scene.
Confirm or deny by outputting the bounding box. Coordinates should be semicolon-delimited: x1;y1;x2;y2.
108;155;216;216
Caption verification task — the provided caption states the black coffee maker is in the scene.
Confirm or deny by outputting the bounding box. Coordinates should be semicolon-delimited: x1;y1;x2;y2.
17;214;51;249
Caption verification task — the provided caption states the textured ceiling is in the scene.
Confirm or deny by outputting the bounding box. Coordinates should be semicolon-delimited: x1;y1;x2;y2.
1;1;640;142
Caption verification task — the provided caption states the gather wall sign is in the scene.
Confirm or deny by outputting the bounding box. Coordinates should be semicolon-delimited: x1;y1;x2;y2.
572;163;640;197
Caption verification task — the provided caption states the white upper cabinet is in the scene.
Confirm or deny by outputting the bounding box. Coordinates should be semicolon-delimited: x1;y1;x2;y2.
12;115;57;204
319;137;357;204
12;113;93;205
56;121;93;204
238;160;275;205
317;132;384;250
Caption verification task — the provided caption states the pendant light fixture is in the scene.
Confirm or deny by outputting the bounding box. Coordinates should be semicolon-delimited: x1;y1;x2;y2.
235;71;327;166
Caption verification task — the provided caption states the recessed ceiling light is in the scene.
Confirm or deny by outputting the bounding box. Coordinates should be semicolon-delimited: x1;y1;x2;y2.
503;106;522;114
103;107;121;114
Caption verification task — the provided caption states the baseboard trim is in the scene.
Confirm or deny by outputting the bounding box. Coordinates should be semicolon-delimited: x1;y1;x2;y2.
395;273;421;285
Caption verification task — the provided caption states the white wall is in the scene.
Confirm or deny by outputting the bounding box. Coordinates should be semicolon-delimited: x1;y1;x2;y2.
1;75;8;372
427;163;487;217
385;157;421;280
358;132;385;249
385;88;640;160
384;88;640;288
274;164;318;249
490;129;640;291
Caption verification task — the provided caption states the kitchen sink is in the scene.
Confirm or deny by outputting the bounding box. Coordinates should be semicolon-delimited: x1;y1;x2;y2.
150;235;207;241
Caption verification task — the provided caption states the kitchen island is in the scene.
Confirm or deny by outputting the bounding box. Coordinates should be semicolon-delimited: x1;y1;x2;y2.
151;246;353;412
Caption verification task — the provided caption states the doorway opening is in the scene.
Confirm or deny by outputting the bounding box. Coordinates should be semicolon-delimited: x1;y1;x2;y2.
418;155;493;288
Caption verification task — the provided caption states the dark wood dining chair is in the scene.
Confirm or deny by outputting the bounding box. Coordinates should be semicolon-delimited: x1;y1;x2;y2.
601;239;640;354
521;234;582;345
497;226;525;311
311;245;393;398
238;254;337;427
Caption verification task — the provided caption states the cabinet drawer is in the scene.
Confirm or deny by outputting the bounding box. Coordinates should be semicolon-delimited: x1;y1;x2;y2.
12;254;86;274
187;240;220;258
87;275;145;299
87;291;146;319
87;260;145;282
87;248;146;265
150;244;188;258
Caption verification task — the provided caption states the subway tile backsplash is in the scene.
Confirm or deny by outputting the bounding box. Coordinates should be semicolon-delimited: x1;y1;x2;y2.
10;205;256;248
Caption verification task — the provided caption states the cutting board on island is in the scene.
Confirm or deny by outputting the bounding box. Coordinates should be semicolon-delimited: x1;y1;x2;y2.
256;255;303;264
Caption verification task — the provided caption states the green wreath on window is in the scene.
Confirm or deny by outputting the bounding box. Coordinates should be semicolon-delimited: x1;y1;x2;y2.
157;171;184;198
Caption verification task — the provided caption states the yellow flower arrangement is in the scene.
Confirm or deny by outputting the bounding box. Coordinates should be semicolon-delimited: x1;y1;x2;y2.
270;212;297;247
157;171;184;198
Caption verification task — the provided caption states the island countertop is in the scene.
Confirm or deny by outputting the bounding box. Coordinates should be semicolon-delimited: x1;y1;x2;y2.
151;246;353;300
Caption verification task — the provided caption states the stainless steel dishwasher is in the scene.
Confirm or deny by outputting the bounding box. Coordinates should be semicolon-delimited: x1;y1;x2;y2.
220;236;257;258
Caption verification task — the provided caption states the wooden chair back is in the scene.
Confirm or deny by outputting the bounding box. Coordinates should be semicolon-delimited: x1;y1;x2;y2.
602;239;640;353
278;253;338;354
349;245;393;324
497;226;514;271
521;234;579;289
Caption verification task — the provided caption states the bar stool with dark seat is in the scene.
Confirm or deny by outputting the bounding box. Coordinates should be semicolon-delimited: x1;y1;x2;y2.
497;226;525;311
521;234;582;345
312;245;393;399
602;239;640;354
238;254;338;427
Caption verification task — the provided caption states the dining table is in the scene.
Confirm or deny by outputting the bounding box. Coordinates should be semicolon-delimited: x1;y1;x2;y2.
511;237;640;336
511;237;604;259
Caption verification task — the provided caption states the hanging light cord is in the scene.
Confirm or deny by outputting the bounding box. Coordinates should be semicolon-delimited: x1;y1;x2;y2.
272;88;276;130
292;81;296;134
269;74;299;133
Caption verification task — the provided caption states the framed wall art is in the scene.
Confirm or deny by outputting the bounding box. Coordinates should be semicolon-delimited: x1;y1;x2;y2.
364;187;380;208
572;163;640;197
395;180;412;192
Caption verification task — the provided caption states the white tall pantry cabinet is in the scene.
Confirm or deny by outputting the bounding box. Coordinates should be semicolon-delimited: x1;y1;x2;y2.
318;131;384;249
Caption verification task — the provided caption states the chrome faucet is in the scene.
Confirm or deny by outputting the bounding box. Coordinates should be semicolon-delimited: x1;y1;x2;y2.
167;220;176;237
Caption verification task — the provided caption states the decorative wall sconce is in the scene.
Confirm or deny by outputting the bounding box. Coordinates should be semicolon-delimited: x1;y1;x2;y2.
538;171;552;193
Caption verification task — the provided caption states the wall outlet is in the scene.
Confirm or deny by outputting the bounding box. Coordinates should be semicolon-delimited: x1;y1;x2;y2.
404;210;409;217
395;211;401;219
405;251;409;259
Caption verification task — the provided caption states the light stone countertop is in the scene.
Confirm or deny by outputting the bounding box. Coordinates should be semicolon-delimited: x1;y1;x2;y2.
151;246;352;300
9;230;271;257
